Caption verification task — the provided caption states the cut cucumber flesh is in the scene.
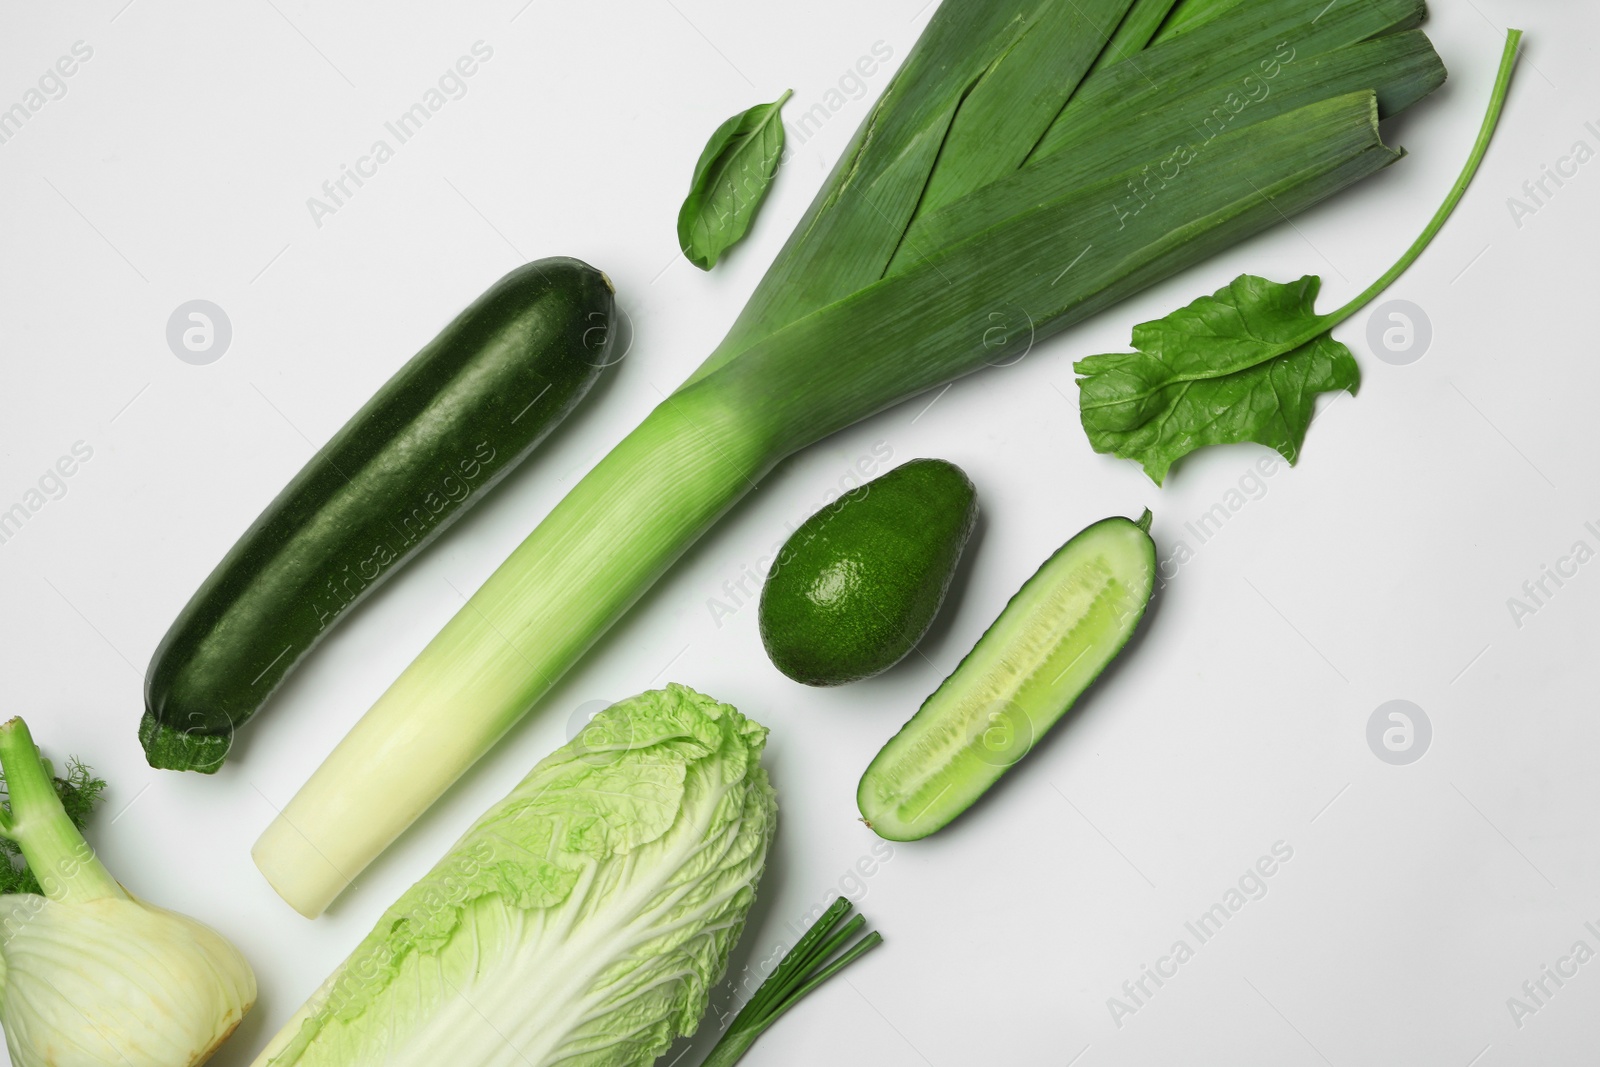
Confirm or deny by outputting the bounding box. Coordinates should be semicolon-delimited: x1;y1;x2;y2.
858;513;1155;840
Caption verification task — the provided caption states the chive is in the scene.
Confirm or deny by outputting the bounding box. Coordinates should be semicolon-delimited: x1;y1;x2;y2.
699;899;883;1067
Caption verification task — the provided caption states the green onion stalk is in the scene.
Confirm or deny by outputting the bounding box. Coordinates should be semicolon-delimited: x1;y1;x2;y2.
701;898;882;1067
255;0;1478;917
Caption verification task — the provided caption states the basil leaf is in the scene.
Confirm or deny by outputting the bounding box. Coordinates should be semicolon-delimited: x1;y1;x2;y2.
677;89;792;271
1075;274;1360;485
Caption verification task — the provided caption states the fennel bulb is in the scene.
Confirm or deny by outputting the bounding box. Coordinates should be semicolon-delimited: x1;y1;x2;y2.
254;684;776;1067
0;717;255;1067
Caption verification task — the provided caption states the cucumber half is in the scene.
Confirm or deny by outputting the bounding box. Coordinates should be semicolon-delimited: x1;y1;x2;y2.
858;511;1155;841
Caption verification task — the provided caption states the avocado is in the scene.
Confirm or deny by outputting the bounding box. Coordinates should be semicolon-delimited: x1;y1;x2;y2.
759;458;979;686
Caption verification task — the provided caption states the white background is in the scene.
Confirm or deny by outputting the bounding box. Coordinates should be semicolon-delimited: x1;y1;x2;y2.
0;1;1595;1064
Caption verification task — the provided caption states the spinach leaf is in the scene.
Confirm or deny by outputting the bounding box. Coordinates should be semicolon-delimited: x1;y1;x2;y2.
678;90;792;271
1075;274;1357;485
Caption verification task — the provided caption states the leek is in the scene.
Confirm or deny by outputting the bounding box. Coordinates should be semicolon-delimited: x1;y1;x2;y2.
256;0;1448;917
1087;0;1184;77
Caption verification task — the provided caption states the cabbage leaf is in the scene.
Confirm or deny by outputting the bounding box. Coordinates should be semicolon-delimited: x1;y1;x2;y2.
255;684;777;1067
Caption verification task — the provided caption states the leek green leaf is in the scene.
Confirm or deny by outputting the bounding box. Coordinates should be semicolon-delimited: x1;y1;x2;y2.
1088;0;1182;75
696;0;1115;378
1075;274;1358;485
915;0;1133;213
678;90;792;270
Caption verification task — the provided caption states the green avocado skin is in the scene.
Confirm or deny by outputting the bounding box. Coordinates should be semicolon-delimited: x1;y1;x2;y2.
759;458;978;687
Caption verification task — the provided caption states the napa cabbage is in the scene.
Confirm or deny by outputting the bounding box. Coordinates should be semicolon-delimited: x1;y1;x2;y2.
254;683;777;1066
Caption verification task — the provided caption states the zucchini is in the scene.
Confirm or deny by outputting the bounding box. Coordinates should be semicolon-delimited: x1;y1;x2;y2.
857;511;1155;840
140;257;616;773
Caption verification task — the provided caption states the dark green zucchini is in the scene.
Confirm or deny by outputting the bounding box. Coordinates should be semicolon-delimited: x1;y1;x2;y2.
141;257;615;772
